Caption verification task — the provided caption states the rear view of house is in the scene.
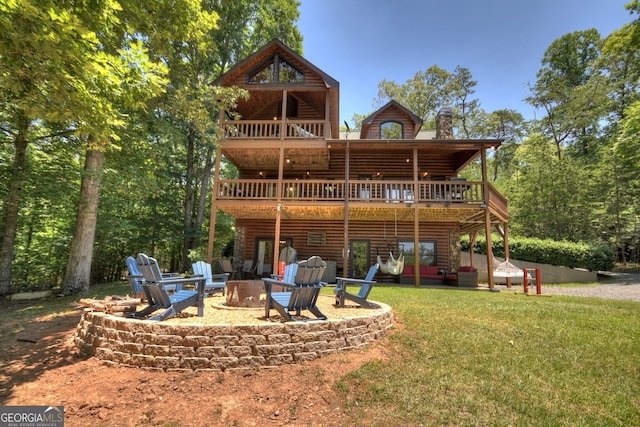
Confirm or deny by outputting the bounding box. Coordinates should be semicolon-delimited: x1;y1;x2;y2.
208;39;508;287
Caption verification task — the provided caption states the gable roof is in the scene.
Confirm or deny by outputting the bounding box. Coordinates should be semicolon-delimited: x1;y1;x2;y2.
360;100;424;139
213;39;339;88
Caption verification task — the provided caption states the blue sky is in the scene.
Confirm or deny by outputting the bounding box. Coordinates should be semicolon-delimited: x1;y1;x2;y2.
297;0;634;124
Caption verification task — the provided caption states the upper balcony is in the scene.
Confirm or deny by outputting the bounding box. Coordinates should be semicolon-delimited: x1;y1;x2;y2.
219;119;332;171
222;119;329;140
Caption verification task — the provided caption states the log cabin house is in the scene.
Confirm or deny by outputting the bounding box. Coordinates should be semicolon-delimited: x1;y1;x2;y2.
207;39;509;288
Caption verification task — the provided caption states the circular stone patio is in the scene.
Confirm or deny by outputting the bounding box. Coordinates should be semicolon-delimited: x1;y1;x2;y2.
75;295;394;371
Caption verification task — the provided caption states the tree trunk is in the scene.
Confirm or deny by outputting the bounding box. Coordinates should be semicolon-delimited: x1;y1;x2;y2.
61;140;105;294
193;144;215;249
0;113;30;295
182;127;196;270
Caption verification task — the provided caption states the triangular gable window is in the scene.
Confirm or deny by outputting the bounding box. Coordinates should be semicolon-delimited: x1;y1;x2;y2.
248;54;304;84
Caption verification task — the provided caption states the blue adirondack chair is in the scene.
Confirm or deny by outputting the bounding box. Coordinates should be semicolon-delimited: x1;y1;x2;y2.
262;256;327;321
129;253;206;321
334;263;380;308
192;260;228;295
125;256;144;297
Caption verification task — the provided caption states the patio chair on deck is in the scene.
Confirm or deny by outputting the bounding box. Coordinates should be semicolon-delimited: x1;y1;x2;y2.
334;263;380;308
262;256;327;321
130;253;206;321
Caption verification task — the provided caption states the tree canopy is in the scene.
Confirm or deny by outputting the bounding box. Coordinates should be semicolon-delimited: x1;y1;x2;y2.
1;1;639;294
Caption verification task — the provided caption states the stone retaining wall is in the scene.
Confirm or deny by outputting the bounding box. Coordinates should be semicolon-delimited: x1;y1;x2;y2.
75;303;393;371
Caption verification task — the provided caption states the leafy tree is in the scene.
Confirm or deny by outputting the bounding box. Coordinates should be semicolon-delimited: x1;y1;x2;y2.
0;0;213;294
376;65;455;128
506;133;591;241
449;66;481;138
604;100;640;262
143;0;301;271
476;109;527;181
526;29;609;159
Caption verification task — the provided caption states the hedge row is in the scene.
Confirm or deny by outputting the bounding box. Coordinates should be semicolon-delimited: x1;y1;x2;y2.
461;236;614;272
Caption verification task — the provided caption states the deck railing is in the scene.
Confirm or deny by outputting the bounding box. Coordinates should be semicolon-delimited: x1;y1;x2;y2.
216;179;490;205
222;119;327;139
487;182;509;219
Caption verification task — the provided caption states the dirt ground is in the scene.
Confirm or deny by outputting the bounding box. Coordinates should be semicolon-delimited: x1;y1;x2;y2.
0;303;396;427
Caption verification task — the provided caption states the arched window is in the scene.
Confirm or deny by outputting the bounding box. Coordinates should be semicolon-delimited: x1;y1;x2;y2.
380;121;403;139
248;54;304;84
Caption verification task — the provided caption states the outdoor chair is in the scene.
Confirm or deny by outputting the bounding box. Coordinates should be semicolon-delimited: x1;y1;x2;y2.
456;266;479;287
129;253;206;321
192;260;228;295
125;255;180;298
241;259;258;279
261;256;327;321
334;263;380;308
125;256;145;298
219;258;239;280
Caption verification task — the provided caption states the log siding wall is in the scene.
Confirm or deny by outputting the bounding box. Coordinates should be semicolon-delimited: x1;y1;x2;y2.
236;219;455;275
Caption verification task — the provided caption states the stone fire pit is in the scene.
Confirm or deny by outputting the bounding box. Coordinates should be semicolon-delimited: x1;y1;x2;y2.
225;280;265;307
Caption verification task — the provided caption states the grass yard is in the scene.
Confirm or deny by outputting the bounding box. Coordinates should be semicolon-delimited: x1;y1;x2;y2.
334;285;640;426
2;282;639;426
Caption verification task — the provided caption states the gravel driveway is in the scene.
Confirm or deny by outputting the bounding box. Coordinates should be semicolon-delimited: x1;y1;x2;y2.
497;272;640;302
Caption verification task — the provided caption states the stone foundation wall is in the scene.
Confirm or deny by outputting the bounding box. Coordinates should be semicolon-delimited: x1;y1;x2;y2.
75;304;394;372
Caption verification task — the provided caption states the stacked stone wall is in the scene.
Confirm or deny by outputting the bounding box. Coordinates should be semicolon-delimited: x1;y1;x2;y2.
75;304;393;371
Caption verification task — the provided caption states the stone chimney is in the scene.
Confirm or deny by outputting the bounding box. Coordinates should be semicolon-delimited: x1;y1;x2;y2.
435;106;453;139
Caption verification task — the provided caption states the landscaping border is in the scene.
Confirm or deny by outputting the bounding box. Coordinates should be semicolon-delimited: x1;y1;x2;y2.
75;302;394;371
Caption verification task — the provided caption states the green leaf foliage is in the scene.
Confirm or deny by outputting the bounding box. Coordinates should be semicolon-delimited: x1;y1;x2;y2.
462;235;615;271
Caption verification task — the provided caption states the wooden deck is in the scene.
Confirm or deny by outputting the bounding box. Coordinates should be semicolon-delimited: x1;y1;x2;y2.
216;179;503;206
214;178;508;230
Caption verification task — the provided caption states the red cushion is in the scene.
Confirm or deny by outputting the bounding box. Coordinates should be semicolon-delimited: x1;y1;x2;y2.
419;265;442;279
458;266;476;272
402;265;415;277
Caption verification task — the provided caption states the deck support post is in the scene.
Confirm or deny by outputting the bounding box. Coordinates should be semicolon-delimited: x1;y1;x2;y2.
413;148;420;288
481;148;495;289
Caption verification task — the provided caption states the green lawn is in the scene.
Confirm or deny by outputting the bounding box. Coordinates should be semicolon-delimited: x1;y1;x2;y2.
3;282;639;426
333;286;640;426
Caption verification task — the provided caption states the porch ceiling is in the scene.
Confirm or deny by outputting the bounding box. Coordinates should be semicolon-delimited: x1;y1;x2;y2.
216;203;502;232
222;143;330;170
236;90;326;120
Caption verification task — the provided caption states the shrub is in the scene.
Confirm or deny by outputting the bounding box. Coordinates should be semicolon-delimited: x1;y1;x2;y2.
461;236;614;271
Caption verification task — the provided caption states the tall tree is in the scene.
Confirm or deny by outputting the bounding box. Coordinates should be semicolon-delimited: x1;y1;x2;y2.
526;29;609;159
0;1;217;294
376;65;454;128
450;66;481;138
475;109;526;181
147;0;302;270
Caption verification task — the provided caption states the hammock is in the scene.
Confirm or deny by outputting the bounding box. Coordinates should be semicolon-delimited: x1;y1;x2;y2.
493;259;525;278
377;251;405;275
